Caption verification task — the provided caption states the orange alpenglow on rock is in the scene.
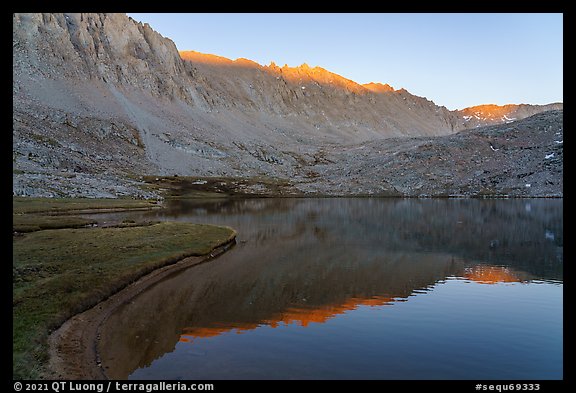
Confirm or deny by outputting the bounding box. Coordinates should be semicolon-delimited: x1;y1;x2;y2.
277;63;369;94
362;82;395;93
459;104;512;119
179;295;395;343
179;50;390;96
179;50;235;65
458;104;526;122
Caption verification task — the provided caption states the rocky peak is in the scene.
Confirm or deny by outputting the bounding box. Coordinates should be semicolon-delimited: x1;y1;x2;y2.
179;50;235;65
457;103;564;127
14;13;192;100
362;82;395;93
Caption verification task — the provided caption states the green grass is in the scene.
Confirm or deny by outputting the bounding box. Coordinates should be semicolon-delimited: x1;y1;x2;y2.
13;214;97;233
13;221;236;379
13;197;160;215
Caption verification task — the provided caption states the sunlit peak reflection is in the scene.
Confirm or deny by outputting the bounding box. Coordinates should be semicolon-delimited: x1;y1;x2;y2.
464;265;522;284
179;295;395;343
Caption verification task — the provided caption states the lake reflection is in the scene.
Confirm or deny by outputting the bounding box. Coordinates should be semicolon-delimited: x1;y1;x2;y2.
96;198;562;380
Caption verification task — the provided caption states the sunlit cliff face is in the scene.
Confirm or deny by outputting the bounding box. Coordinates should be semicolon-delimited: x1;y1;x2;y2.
362;82;395;93
459;104;513;118
179;295;395;343
180;51;543;122
179;50;395;96
463;265;522;284
458;104;524;122
179;50;255;66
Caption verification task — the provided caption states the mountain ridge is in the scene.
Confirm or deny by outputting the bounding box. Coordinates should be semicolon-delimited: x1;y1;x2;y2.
179;48;562;124
12;12;563;198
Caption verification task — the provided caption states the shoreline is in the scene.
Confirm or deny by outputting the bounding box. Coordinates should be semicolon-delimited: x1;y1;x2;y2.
46;237;236;380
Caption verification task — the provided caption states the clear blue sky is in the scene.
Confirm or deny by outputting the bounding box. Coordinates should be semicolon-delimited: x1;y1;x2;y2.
128;13;563;110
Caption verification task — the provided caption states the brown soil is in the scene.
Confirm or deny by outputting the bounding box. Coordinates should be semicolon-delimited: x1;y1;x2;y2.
45;239;236;380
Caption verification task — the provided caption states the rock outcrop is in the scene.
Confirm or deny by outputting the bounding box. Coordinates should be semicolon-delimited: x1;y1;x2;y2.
457;103;563;128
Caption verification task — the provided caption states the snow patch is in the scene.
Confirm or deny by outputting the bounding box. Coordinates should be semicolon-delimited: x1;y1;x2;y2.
545;153;555;159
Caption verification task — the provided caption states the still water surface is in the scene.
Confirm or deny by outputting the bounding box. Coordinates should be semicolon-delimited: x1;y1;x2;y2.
95;198;562;379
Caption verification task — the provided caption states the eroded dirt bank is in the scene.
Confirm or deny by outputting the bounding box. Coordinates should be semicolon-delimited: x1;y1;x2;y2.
46;239;235;380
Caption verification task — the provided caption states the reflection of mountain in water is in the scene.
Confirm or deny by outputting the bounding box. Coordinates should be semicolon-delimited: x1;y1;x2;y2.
177;263;526;341
98;198;562;379
180;295;396;343
464;265;524;284
156;198;563;278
